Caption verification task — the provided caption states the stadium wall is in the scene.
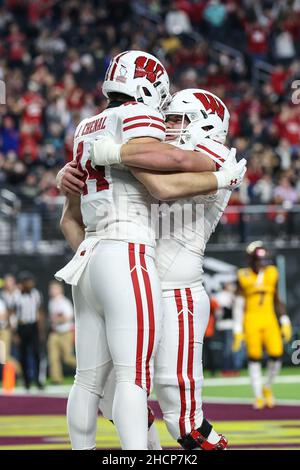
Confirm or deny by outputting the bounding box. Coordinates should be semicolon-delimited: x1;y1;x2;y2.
0;247;299;327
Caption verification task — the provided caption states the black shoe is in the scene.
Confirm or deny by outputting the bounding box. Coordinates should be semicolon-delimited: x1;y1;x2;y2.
36;381;44;390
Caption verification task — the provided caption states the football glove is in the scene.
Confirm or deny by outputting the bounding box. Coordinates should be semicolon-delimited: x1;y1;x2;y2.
213;153;247;190
280;315;292;343
232;332;244;352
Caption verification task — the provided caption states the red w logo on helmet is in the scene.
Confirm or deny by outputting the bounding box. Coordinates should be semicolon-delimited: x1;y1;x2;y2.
194;92;225;121
134;56;165;84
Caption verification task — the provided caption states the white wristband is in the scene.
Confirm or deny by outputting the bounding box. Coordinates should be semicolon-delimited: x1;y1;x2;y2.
212;170;227;189
92;138;121;166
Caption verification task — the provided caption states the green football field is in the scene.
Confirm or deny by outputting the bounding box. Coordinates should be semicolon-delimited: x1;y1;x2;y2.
202;367;300;401
203;382;300;400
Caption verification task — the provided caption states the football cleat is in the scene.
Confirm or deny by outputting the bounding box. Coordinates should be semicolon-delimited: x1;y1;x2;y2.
190;429;228;450
253;397;265;410
263;386;275;408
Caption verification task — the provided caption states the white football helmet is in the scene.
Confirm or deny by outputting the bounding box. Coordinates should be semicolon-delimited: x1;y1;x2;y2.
102;50;170;112
165;88;230;144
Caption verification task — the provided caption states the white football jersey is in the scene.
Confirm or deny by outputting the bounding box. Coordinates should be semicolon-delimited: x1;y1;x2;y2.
156;142;231;289
73;101;165;247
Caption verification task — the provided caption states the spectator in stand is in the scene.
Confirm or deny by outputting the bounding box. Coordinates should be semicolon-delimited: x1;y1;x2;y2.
276;139;293;171
47;281;76;385
0;116;19;154
203;0;227;40
273;26;296;63
165;3;192;36
274;173;299;238
274;105;300;151
0;0;299;242
16;173;43;252
245;20;269;64
253;173;274;204
273;173;299;206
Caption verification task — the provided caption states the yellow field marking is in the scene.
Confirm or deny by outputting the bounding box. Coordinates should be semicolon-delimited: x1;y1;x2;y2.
0;416;300;450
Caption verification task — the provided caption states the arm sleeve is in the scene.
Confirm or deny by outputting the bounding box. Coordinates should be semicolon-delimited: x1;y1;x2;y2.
120;103;166;143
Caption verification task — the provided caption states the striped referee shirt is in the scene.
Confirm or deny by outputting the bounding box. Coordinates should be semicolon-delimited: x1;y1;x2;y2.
14;289;42;324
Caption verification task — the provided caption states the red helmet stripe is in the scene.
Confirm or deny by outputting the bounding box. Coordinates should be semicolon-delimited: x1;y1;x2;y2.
108;51;128;81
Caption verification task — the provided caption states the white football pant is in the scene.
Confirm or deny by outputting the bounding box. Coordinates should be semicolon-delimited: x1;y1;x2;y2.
154;285;210;441
67;240;163;450
95;284;210;445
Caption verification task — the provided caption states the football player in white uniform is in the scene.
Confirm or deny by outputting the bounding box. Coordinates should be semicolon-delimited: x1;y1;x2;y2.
88;89;237;450
56;50;172;450
56;50;241;450
154;90;232;450
57;78;246;449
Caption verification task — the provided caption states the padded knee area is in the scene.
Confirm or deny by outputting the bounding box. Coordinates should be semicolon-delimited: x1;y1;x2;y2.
114;365;147;392
74;364;111;396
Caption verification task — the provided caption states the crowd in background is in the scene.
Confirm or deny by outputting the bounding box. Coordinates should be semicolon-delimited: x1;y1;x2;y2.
0;0;300;243
0;0;299;386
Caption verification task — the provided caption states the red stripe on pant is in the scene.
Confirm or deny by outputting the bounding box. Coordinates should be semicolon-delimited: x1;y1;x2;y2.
186;288;196;431
175;289;186;437
139;244;155;394
128;243;144;388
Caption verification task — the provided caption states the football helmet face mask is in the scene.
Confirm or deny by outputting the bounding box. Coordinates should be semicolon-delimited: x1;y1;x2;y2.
102;50;170;112
165;88;230;145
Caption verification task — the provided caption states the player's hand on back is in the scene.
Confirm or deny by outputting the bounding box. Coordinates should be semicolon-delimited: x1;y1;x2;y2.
280;315;292;343
56;161;84;195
